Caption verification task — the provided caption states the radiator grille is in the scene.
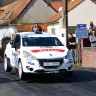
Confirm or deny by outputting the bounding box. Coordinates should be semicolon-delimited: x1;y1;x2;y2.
38;59;64;69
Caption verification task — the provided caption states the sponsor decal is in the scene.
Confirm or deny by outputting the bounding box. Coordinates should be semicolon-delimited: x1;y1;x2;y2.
31;49;65;53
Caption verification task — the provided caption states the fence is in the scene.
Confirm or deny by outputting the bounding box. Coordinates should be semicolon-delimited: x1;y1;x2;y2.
15;24;47;32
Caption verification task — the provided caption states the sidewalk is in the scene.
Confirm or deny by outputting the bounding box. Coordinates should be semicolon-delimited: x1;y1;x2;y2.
75;66;96;73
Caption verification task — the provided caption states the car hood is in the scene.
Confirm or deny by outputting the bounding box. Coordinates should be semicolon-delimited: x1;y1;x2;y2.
23;46;68;59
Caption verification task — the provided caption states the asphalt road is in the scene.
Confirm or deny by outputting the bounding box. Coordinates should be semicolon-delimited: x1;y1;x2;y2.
0;62;96;96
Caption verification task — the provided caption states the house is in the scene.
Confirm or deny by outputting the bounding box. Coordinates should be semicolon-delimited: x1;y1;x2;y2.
0;0;57;49
0;0;57;31
46;0;96;45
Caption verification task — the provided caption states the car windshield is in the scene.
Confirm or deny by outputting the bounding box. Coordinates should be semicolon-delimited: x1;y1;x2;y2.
22;37;64;46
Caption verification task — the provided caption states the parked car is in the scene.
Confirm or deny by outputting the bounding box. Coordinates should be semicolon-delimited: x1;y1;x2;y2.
4;31;74;80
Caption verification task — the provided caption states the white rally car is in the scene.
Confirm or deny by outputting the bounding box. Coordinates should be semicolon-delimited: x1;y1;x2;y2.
4;31;74;79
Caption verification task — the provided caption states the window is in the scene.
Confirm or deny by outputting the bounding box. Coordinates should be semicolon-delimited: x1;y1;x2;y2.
14;35;20;45
22;37;64;46
12;35;21;49
51;28;55;35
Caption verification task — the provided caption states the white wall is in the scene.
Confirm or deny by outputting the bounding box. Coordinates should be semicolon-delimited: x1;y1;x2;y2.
47;18;67;46
68;0;96;28
47;23;60;37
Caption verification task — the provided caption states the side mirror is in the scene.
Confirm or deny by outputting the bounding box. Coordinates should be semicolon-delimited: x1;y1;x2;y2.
14;43;20;50
11;43;20;49
10;40;13;45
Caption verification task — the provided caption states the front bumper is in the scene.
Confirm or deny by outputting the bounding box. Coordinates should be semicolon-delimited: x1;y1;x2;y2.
33;68;73;74
21;58;74;73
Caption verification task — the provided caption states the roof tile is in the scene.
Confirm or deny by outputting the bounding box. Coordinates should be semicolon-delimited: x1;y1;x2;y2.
51;2;62;11
0;0;31;25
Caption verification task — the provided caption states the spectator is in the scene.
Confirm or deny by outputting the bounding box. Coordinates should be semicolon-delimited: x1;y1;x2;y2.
68;33;76;49
89;21;96;30
88;27;93;47
89;29;96;47
32;24;39;32
68;33;77;63
88;27;93;36
37;24;43;31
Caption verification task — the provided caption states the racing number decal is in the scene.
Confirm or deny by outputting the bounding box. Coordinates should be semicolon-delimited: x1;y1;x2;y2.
12;51;18;66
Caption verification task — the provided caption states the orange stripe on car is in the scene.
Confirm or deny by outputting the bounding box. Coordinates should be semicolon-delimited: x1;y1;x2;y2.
31;49;65;53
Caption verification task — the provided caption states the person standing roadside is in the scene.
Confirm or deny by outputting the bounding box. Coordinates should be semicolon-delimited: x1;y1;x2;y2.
68;33;77;63
37;24;43;31
32;24;39;32
88;27;93;36
89;29;96;47
89;21;96;30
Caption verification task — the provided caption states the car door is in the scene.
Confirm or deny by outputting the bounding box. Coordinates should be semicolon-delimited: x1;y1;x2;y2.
11;34;21;67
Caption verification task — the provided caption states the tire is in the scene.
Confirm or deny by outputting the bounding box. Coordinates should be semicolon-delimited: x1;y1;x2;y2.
18;61;26;80
4;56;12;72
64;71;73;78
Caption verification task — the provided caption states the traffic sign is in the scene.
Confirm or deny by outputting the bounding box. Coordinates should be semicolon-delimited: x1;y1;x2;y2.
77;24;86;29
76;29;88;39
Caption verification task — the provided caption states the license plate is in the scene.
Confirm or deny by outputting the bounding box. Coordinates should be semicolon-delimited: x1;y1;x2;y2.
46;71;59;73
43;62;60;66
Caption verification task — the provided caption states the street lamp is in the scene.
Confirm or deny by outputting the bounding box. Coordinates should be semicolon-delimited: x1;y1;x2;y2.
62;0;68;47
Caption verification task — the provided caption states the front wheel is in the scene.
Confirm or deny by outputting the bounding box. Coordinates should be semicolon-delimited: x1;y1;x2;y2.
18;61;26;80
4;56;12;72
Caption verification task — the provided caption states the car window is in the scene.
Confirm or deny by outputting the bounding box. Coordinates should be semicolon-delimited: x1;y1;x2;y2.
14;35;20;44
22;37;64;46
11;35;21;49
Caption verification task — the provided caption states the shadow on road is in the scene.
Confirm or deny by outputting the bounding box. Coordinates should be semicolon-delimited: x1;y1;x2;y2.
1;63;96;84
24;69;96;83
0;77;20;84
71;69;96;83
0;70;20;84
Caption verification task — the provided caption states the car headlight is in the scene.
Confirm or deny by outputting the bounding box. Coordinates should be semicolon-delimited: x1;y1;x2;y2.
65;51;72;59
23;50;37;60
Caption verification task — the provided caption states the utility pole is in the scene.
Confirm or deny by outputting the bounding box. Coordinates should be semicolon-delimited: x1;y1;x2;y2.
62;0;68;47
